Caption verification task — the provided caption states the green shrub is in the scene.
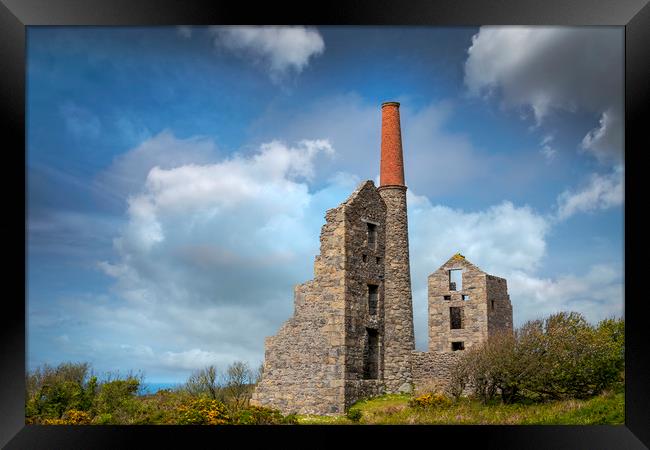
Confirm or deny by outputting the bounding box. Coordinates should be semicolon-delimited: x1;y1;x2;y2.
89;377;142;423
346;408;363;422
235;405;291;424
26;362;97;421
176;397;230;425
282;413;299;425
448;312;625;404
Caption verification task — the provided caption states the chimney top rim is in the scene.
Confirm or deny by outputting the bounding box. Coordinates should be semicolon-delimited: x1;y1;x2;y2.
381;101;400;108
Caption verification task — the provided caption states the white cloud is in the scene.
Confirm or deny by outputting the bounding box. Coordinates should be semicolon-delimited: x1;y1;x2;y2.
556;165;624;220
209;26;325;82
94;130;220;205
464;26;623;164
68;134;344;378
508;265;623;325
408;193;549;275
580;108;623;164
540;134;557;162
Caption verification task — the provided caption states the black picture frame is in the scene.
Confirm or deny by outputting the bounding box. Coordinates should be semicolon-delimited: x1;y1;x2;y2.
2;0;647;448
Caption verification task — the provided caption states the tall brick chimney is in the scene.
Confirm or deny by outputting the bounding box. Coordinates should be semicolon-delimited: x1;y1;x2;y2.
378;101;415;393
380;101;405;187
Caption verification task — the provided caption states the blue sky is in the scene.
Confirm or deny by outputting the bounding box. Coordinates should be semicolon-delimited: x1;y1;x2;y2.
27;26;624;383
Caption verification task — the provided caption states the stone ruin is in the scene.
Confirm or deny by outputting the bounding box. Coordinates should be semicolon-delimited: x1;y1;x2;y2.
250;102;514;415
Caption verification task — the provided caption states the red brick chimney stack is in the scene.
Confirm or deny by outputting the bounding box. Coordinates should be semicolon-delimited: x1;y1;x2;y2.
380;101;405;187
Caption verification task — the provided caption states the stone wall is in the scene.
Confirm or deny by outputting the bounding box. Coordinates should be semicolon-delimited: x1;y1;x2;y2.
251;200;348;415
428;255;489;352
251;180;388;415
341;180;387;407
486;275;514;336
411;351;461;391
378;185;415;393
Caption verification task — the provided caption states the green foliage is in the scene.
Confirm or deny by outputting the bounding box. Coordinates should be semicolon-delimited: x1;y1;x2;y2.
176;397;231;425
26;327;624;426
449;312;625;404
235;405;296;424
346;408;362;422
25;362;96;421
91;377;143;424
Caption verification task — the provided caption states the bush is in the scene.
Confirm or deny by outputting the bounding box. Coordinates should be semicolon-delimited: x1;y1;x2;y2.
448;312;625;404
26;362;97;422
346;408;362;422
408;392;452;409
176;398;230;425
41;409;93;425
235;405;294;424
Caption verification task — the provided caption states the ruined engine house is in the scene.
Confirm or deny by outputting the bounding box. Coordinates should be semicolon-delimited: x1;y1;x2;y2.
251;102;513;415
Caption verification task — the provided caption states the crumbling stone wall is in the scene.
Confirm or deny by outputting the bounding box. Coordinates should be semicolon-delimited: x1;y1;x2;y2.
251;181;387;415
251;202;348;415
486;275;513;336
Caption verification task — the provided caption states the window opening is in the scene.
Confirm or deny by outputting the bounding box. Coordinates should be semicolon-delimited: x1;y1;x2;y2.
450;306;463;329
452;341;465;351
368;284;378;316
449;269;462;291
367;223;377;249
363;328;379;379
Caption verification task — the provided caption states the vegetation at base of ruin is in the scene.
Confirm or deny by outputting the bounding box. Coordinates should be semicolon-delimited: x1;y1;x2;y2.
25;361;296;425
27;312;623;425
446;313;624;404
296;386;624;425
296;313;625;425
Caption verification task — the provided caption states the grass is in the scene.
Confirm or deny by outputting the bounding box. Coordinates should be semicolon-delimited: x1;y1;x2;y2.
296;389;624;425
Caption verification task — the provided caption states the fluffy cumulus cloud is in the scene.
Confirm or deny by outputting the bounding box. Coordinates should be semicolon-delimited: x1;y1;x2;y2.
555;165;624;221
209;26;325;82
507;265;624;325
464;27;623;164
59;134;345;379
94;130;221;206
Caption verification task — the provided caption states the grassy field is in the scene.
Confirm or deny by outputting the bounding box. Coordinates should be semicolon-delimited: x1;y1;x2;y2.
296;388;624;425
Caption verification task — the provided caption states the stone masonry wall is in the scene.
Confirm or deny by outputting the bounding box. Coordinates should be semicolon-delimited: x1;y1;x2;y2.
342;181;387;408
411;351;461;391
428;255;489;353
250;199;348;415
486;275;514;336
251;181;388;415
378;186;415;393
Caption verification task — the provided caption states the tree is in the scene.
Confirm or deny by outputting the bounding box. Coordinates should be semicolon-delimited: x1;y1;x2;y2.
184;365;222;400
223;361;254;410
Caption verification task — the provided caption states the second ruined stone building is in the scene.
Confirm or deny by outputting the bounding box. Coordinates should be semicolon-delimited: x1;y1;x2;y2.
251;102;513;415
